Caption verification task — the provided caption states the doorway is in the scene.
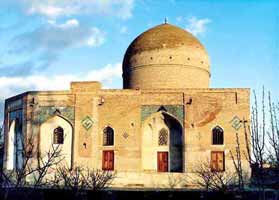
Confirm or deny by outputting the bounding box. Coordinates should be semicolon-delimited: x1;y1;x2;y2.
157;152;168;172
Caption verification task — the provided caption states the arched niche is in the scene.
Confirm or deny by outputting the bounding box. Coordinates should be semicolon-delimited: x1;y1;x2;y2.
141;111;183;172
6;119;24;170
40;115;73;168
212;125;224;145
163;112;183;172
6;120;16;170
103;126;114;146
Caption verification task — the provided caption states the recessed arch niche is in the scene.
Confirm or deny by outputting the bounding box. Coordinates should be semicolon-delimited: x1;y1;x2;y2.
142;111;183;172
40;115;73;168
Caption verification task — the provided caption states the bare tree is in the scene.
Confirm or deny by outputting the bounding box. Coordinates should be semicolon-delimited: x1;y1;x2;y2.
230;131;245;191
249;89;267;170
0;120;115;200
0;133;65;200
50;166;116;198
83;168;115;191
5;138;63;187
236;89;267;192
232;88;278;200
32;144;65;188
243;89;279;189
193;160;214;191
193;88;278;195
193;160;237;192
165;174;186;189
267;92;279;168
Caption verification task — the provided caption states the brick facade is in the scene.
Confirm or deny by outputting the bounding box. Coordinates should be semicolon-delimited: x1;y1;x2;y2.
2;23;251;188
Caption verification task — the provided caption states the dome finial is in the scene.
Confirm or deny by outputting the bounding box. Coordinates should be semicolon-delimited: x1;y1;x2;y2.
164;17;168;24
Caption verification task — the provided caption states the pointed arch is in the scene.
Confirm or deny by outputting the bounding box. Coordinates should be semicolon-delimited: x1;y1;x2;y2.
43;114;74;130
212;125;224;145
40;115;73;168
157;106;167;112
142;111;184;172
53;126;64;144
6;120;16;170
160;111;184;128
162;112;183;172
103;126;114;146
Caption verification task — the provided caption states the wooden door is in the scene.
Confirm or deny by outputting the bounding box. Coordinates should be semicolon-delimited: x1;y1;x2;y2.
211;151;224;171
102;150;114;170
157;152;168;172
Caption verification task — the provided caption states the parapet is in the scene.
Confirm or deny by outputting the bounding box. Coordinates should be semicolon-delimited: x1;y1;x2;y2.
70;81;102;93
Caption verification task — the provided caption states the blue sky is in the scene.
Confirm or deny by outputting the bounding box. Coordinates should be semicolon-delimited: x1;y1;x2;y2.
0;0;278;122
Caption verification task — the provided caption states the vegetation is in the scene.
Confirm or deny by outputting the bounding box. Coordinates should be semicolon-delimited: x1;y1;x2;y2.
193;160;238;192
195;88;279;199
1;88;278;199
0;133;115;200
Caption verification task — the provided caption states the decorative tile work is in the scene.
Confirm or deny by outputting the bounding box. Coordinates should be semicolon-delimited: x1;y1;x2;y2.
81;116;94;130
36;106;75;125
230;115;242;130
141;105;184;124
158;128;168;146
123;132;129;139
7;99;23;110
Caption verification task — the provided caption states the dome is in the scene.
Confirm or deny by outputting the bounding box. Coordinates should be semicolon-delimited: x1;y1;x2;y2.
122;23;210;89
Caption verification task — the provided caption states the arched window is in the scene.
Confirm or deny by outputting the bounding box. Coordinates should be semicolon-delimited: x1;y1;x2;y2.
158;128;168;146
103;126;114;146
53;127;64;144
212;126;224;145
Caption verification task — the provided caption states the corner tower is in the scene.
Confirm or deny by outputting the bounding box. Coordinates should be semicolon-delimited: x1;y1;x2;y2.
122;23;210;89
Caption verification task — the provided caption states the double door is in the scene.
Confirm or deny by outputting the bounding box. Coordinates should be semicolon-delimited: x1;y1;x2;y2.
157;152;168;172
102;150;114;170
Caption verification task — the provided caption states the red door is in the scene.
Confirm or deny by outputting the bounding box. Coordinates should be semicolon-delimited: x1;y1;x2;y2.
102;150;114;170
211;151;224;171
157;152;168;172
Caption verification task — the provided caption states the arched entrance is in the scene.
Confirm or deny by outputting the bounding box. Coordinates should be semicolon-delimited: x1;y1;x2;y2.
163;113;183;172
142;111;183;172
40;115;73;168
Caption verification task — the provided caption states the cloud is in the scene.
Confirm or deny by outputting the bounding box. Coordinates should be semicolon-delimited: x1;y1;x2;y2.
5;19;105;75
120;26;128;34
185;17;211;36
0;62;122;122
0;62;121;98
176;16;183;22
0;60;35;76
0;53;59;76
48;18;79;28
10;19;105;53
23;0;134;19
86;28;105;47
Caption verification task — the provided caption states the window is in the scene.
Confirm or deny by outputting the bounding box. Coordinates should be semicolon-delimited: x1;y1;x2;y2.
103;126;114;146
212;126;224;145
53;127;64;144
211;151;225;171
158;128;168;146
102;150;114;170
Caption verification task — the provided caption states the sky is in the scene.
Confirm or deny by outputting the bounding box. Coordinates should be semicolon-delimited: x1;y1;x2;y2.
0;0;278;123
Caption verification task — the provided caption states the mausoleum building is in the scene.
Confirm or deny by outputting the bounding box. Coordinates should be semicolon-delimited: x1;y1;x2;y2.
2;23;250;188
